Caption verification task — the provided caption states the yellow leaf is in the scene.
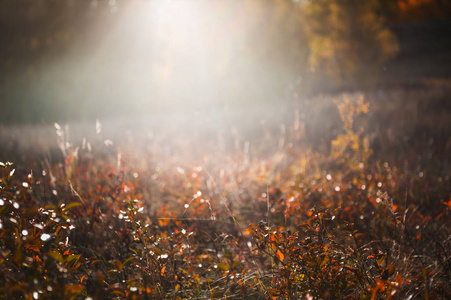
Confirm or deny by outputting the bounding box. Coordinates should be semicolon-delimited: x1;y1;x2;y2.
320;257;329;268
217;263;229;271
48;250;64;263
377;255;385;266
123;256;135;266
64;202;81;211
66;254;81;263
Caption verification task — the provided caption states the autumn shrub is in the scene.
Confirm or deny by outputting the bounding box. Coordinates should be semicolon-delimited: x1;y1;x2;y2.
0;162;84;299
1;94;450;299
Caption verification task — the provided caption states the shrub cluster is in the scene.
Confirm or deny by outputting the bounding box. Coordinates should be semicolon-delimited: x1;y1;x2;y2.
1;97;450;299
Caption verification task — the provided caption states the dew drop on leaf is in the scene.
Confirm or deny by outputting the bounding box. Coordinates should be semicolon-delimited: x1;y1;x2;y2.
41;233;51;241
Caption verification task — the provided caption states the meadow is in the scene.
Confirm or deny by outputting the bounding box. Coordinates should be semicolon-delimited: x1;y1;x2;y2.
0;87;450;299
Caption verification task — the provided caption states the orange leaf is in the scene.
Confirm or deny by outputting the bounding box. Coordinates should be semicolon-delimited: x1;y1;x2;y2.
90;260;100;266
355;233;365;239
386;264;395;276
381;264;395;280
25;244;40;253
114;260;123;272
275;249;284;262
161;266;166;276
395;274;403;286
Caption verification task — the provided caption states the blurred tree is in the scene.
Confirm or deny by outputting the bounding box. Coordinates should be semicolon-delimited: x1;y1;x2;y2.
199;0;309;105
0;0;110;123
0;0;409;123
395;0;451;22
300;0;399;88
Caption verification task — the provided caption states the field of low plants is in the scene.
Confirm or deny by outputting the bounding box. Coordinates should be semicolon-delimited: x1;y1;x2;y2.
0;92;450;299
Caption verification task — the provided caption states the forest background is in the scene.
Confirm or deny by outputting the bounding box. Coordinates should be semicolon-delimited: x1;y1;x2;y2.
1;0;450;123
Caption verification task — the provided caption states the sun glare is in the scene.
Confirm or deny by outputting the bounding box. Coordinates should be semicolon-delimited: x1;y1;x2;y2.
106;0;222;111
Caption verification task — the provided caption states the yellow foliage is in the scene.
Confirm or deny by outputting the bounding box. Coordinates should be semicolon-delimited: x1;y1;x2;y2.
331;95;372;169
300;0;399;84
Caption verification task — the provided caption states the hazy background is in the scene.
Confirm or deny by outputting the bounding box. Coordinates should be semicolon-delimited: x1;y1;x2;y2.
0;0;450;124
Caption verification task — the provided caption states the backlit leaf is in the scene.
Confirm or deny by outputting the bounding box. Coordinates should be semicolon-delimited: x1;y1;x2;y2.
275;249;284;262
64;202;81;211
